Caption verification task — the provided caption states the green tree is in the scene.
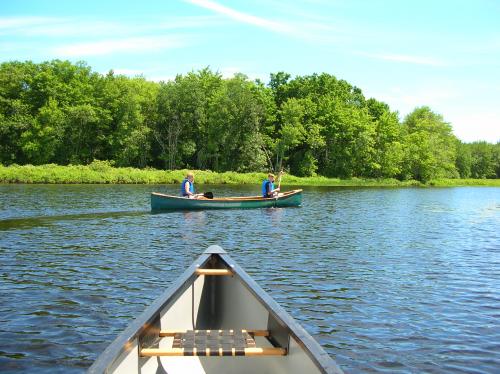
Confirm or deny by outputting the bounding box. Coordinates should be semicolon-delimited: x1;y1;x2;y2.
100;74;158;167
494;143;500;178
286;73;365;108
276;97;324;176
468;141;497;178
20;98;65;164
455;141;472;178
401;107;458;181
154;69;222;169
269;72;291;108
367;99;404;178
316;96;375;178
64;104;101;163
275;98;306;172
2;60;498;182
0;61;37;164
205;74;267;172
0;100;34;164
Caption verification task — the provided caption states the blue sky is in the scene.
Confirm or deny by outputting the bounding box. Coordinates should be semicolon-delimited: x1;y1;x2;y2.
1;0;499;142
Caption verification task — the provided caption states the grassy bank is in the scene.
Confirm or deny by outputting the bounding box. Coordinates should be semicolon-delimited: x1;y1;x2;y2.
427;178;500;186
1;162;499;187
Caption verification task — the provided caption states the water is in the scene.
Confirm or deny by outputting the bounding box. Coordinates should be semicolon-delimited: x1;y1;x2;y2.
0;184;499;373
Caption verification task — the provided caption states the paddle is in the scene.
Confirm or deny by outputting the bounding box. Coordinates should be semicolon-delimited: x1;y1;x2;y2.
277;170;284;190
275;170;284;198
278;170;283;189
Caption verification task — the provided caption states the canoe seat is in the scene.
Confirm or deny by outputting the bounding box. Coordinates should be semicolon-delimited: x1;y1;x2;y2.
141;329;286;357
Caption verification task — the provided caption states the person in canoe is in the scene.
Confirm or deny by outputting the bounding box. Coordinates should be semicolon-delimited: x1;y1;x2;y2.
181;172;202;199
262;172;281;198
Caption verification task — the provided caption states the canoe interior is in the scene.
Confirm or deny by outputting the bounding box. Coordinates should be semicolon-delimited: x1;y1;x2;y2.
89;246;342;374
150;189;303;211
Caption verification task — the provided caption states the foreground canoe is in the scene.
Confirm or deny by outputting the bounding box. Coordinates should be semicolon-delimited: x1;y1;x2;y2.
151;189;302;211
88;246;343;374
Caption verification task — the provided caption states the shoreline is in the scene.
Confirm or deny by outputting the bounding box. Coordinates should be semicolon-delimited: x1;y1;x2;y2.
1;163;499;187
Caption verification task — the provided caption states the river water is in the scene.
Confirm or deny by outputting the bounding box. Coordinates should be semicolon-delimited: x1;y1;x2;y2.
0;184;499;373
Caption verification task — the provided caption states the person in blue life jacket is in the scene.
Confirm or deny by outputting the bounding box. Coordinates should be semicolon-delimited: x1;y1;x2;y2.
181;172;202;199
261;173;281;198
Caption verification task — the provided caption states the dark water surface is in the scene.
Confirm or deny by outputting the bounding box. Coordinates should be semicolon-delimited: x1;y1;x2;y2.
0;184;499;373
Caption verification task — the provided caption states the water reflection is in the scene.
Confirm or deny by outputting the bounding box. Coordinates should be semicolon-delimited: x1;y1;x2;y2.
260;207;285;225
0;210;148;231
180;211;207;242
182;210;207;225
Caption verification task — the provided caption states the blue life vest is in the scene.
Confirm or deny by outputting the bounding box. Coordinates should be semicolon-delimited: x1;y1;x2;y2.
261;179;274;197
181;178;194;196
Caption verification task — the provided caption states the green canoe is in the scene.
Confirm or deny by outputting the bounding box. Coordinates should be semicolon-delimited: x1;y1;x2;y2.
151;189;302;211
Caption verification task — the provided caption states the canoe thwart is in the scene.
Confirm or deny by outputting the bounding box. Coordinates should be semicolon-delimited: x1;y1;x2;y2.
142;329;285;357
195;268;233;276
140;347;286;357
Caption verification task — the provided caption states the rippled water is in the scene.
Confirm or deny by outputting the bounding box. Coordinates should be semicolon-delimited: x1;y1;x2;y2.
0;184;499;373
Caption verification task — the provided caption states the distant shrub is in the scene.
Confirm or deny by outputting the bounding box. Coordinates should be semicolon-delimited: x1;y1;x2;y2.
88;159;115;172
1;163;499;186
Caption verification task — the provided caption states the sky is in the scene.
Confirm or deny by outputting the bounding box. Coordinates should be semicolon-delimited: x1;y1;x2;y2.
1;0;499;143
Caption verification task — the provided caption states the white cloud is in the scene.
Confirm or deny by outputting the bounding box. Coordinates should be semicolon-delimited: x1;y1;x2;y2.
185;0;294;34
446;111;500;143
365;85;499;142
366;85;458;114
0;16;61;29
359;52;447;67
0;16;122;37
183;1;362;46
52;36;188;57
22;21;128;37
0;15;216;38
156;15;224;30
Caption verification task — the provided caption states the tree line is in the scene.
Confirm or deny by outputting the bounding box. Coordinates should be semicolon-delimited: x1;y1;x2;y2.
1;60;498;181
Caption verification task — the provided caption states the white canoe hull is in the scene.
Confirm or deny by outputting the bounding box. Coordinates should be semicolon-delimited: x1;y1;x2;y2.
88;246;343;374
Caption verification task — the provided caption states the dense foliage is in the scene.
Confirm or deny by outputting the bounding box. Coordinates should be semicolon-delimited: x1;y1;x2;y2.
1;60;498;181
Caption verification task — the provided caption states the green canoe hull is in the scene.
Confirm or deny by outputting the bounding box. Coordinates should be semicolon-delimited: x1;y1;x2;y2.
151;189;302;211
